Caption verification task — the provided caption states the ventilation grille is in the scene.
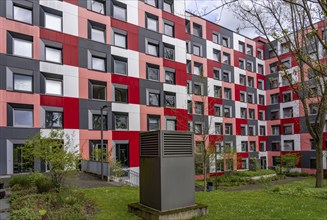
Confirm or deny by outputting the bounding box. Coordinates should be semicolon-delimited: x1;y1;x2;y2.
163;133;193;157
140;132;159;157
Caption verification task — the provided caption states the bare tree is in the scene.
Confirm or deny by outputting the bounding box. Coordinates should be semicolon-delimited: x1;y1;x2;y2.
228;0;327;187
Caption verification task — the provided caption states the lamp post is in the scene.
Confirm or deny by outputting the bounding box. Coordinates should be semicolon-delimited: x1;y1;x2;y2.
100;105;109;180
214;144;218;190
280;145;283;176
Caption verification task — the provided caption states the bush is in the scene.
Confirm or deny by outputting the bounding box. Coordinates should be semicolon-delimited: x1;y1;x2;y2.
35;176;54;193
9;175;33;188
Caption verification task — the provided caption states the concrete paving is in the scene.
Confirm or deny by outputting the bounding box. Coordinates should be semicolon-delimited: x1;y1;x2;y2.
0;196;10;220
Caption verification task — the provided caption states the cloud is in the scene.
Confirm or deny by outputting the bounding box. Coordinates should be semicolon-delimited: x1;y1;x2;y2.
185;0;258;39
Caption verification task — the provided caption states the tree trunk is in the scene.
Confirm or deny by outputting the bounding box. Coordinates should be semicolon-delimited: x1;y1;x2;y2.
315;141;324;188
203;160;207;192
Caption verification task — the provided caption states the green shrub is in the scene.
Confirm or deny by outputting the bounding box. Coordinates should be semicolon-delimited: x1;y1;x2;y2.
299;172;309;177
35;176;54;193
11;208;41;220
9;175;33;188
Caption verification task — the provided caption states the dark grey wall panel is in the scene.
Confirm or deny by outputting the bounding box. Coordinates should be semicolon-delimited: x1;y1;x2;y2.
139;79;163;106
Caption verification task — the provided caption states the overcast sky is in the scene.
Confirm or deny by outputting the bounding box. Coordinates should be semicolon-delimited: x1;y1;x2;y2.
185;0;258;39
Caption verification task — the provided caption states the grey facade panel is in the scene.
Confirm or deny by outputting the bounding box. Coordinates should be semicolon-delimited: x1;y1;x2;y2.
301;151;316;168
139;79;164;106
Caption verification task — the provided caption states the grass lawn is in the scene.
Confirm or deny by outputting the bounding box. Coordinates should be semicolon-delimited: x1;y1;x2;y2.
83;178;327;220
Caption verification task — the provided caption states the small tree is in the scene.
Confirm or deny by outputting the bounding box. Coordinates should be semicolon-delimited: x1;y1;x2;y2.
277;153;301;173
22;130;80;190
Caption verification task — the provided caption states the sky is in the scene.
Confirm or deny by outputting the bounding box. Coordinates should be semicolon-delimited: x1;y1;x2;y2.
185;0;258;39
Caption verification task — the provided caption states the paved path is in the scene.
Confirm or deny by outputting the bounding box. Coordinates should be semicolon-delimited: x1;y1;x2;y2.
0;189;10;220
224;177;304;192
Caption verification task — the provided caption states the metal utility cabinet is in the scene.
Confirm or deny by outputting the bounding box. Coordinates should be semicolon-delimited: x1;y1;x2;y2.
139;131;195;212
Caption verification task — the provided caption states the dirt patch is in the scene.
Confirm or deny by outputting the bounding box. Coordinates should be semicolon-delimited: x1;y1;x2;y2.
64;172;125;188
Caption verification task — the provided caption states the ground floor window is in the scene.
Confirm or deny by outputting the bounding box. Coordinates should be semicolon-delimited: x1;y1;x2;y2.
13;144;33;173
116;143;129;167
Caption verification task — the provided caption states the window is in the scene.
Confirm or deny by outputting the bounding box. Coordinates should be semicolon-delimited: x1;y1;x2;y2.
259;95;265;105
145;0;157;7
222;36;230;47
194;123;203;134
259;142;266;152
148;115;160;131
93;114;107;130
223;71;231;82
239;74;246;85
90;141;107;161
226;158;233;171
242;159;248;169
90;80;106;100
284;140;294;151
272;142;280;151
91;0;105;14
166;118;176;130
13;144;33;173
225;123;232;135
260;126;266;136
241;141;248;152
113;3;126;21
269;49;276;58
212;33;219;44
214;68;221;80
45;46;62;63
113;32;127;48
165;70;175;84
271;94;279;104
250;141;256;151
186;60;191;73
187;81;192;94
283;91;292;102
195;102;204;115
45;78;62;96
163;0;173;13
148;91;160;106
163;44;175;60
257;50;263;59
113;57;127;75
246;45;253;55
270;78;279;89
310;158;316;169
224;88;231;100
215;123;222;135
146;41;159;57
188;121;193;131
241;126;247;136
270;62;278;74
116;143;129;167
164;22;174;37
258;64;264;74
90;22;106;43
222;53;230;65
193;44;201;56
44;12;62;32
194;62;203;75
309;103;318;115
248;77;254;87
247;93;254;104
224;106;231;118
258;80;264;90
146;14;158;31
283;107;293;118
193;23;202;37
239;41;245;53
213;49;221;62
114;113;128;130
13;109;33;127
283;124;293;135
282;73;291;86
12;37;33;58
246;61;253;72
185;20;190;33
240;108;247;118
214;105;221;117
272;125;280;135
46;111;63;128
187;101;192;114
240;91;246;102
13;74;32;92
92;56;106;71
310;139;316;150
13;5;32;24
164;92;176;107
281;42;289;54
214;86;222;98
239;59;245;69
271;110;280;120
114;87;128;103
147;64;159;81
259;110;265;120
193;83;202;95
248;125;255;136
249;109;255;119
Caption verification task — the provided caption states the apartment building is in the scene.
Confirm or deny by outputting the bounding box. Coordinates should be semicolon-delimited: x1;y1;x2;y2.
0;0;326;175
